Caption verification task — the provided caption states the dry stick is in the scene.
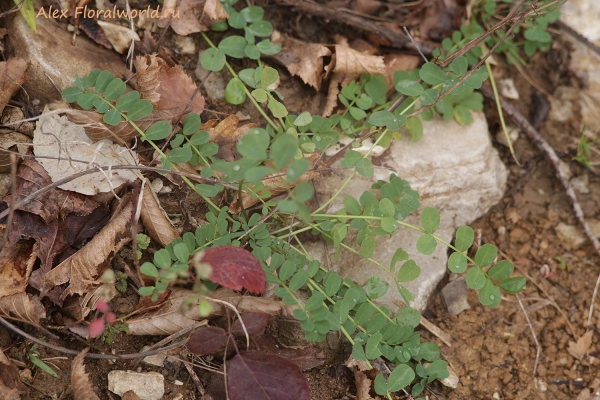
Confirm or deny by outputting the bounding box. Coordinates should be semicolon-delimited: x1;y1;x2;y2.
479;85;600;326
283;0;432;53
130;326;195;367
184;359;206;396
0;315;185;360
515;294;541;376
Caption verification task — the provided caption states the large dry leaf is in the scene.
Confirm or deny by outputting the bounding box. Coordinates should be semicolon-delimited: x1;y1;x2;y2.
134;54;205;119
140;179;180;246
203;116;256;161
127;288;295;335
333;45;386;75
229;154;319;213
323;72;347;118
158;0;228;36
62;282;117;320
96;20;140;55
65;108;173;143
568;330;594;360
0;292;46;326
272;33;331;91
0;347;29;400
45;195;133;301
33;108;139;195
71;348;101;400
0;240;36;299
0;58;29;115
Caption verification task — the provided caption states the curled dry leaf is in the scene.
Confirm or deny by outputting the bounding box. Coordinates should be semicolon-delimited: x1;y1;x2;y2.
44;195;133;301
134;54;205;119
202;246;265;294
0;129;32;173
323;72;354;118
96;20;140;54
229;154;319;212
0;239;36;299
62;282;117;320
568;330;594;360
158;0;228;36
332;44;386;75
0;347;29;400
1;108;35;137
140;179;180;246
271;33;331;91
127;288;295;335
72;348;101;400
77;16;112;50
0;292;46;326
65;108;173;143
0;58;29;115
33;108;139;196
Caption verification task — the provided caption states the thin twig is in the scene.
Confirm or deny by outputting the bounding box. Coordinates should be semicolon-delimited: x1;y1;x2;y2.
403;26;428;63
0;316;185;360
515;294;541;376
184;357;206;396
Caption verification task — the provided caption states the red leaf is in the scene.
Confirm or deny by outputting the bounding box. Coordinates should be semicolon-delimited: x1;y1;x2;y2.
89;318;105;338
227;351;310;400
231;313;270;337
202;246;265;294
186;326;229;356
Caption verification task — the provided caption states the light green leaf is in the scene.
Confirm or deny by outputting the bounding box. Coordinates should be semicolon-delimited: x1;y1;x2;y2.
218;36;247;58
454;226;474;252
387;364;415;392
450;56;468;76
261;66;279;88
474;243;497;267
395;80;424;96
145;121;171;141
499;276;526;294
115;90;140;111
416;233;436;255
479;278;501;307
251;88;268;103
420;207;440;233
127;99;153;121
104;78;126;101
360;235;376;258
201;48;226;71
465;267;486;289
419;62;446;85
447;252;468;273
397;260;420;282
267;98;287;118
294;111;312;127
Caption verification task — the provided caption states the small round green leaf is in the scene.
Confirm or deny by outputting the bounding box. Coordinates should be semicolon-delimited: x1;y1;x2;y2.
387;364;415;392
76;92;97;109
251;88;268;103
145;121;171;141
218;35;247;58
247;20;273;37
115;90;140;112
466;267;486;290
419;62;446;85
183;113;201;136
195;184;222;198
479;279;501;307
397;260;421;282
488;260;514;281
499;276;526;294
104;78;126;101
240;5;264;22
343;195;361;215
201;48;226;71
167;146;193;163
416;233;436;255
421;207;440;233
267;98;287;118
103;109;121;126
447;252;468;274
381;217;399;233
261;66;279;88
94;70;115;93
293;111;312;127
324;272;342;296
256;39;281;55
379;198;396;217
395;80;424;96
368;110;394;127
225;78;246;105
140;262;158;278
474;243;498;267
450;56;469;76
454;226;474;252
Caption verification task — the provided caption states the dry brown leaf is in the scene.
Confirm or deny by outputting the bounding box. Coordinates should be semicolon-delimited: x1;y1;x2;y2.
323;72;345;118
134;55;205;119
122;391;141;400
383;53;421;92
1;108;35;137
0;292;46;326
204;115;256;161
229;154;319;213
159;0;229;36
568;330;594;360
0;240;36;299
45;195;133;301
0;129;31;173
140;179;180;247
0;347;29;400
333;45;386;75
65;108;173;143
71;348;101;400
77;15;112;50
127;288;295;335
272;33;331;91
354;370;375;400
354;0;382;14
62;282;117;320
96;20;140;55
0;58;29;115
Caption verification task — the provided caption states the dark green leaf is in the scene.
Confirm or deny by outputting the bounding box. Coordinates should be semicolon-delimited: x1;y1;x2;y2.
325;272;342;296
271;134;297;169
450;56;468;76
104;78;126;101
218;36;247;58
419;62;446;85
267;98;287;118
195;184;223;197
416;233;436;255
62;87;83;103
141;262;158;278
77;92;97;109
145;121;171;141
499;276;526;294
115;90;140;111
256;39;281;55
478;278;501;307
420;207;440;233
240;5;264;22
397;260;420;282
474;243;497;267
183;113;201;135
127;99;153;121
381;217;398;233
247;20;273;37
354;302;374;324
103;109;121;126
365;333;383;359
168;146;193;163
387;364;415;392
95;70;115;93
374;374;388;396
488;260;514;281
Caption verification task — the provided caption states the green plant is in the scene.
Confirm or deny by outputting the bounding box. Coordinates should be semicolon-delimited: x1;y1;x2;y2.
115;271;128;293
27;344;58;377
14;0;36;33
135;233;151;260
572;126;597;170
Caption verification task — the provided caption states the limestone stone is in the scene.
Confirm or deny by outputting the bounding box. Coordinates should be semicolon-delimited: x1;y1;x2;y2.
6;11;129;105
108;370;164;400
308;112;506;311
441;277;471;315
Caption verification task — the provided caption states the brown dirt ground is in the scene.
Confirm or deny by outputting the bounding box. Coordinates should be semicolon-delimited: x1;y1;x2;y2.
2;2;600;400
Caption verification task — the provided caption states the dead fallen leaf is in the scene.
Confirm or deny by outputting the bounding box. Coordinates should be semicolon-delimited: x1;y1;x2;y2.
229;155;319;213
332;44;386;75
97;20;140;54
1;108;35;138
383;53;421;93
271;33;331;91
568;330;594;360
159;0;229;36
354;369;375;400
33;107;139;196
62;281;117;321
71;348;101;400
140;179;180;247
204;115;256;161
354;0;382;14
122;391;141;400
0;239;36;299
210;288;296;318
323;72;346;118
77;16;112;50
64;108;173;143
44;194;133;301
0;129;32;173
253;335;326;371
0;347;29;400
0;292;46;326
0;58;30;115
134;54;205;119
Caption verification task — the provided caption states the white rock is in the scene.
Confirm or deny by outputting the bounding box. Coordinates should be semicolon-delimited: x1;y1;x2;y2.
108;370;164;400
309;112;506;311
141;346;166;367
177;36;196;55
499;78;519;100
571;174;590;194
495;125;519;148
555;222;586;249
561;0;600;135
441;277;471;315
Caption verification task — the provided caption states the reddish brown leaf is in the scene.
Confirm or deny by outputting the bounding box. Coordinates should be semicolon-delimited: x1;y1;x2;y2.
72;348;101;400
202;246;265;294
187;326;229;356
140;180;180;247
253;335;326;371
0;58;30;115
0;239;35;299
0;292;46;326
568;330;594;360
227;351;310;400
134;54;205;120
0;347;29;399
231;313;270;337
